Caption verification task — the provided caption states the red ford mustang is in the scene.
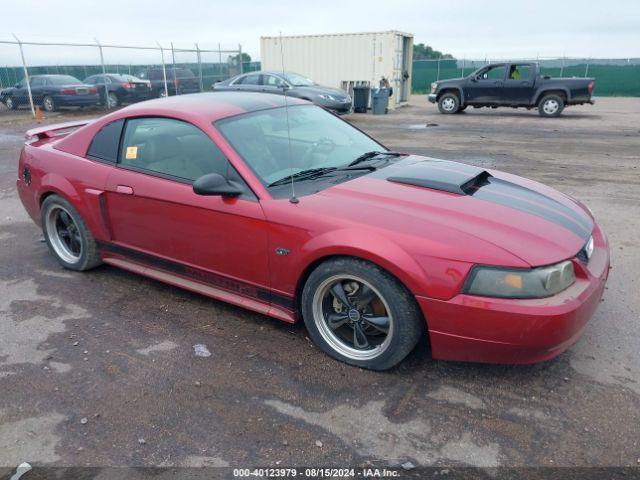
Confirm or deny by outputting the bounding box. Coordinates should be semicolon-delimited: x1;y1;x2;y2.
17;92;610;370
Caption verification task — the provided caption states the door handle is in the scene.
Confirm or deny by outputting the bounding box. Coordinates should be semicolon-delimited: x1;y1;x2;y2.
116;185;134;195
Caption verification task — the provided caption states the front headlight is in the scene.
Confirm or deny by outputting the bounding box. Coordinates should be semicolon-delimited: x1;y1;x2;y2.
463;261;575;299
431;83;437;94
318;94;336;101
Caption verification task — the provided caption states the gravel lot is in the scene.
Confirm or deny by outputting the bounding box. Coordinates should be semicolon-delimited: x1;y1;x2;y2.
0;96;638;477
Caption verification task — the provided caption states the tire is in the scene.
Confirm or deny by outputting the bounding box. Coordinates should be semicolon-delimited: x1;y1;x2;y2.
538;94;564;117
456;105;467;113
437;92;460;114
301;257;424;370
107;92;119;108
4;96;16;110
41;195;102;271
42;95;56;112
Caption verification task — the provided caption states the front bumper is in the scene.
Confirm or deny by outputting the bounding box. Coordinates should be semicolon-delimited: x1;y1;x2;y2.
418;223;610;364
321;99;353;114
428;94;437;104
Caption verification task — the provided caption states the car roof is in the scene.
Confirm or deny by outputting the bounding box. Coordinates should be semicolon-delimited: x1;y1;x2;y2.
119;91;308;123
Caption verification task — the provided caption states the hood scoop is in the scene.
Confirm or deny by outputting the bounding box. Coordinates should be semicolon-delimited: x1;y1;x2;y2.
387;160;491;195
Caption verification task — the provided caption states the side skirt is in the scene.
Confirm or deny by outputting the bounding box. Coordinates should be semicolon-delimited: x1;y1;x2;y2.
98;243;296;324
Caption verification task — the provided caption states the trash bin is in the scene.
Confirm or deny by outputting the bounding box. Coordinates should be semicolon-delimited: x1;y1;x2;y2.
370;88;390;115
353;86;370;113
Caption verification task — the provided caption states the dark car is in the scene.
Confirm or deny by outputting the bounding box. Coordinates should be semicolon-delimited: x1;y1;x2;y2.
83;74;152;107
1;74;99;112
136;67;200;98
428;62;595;117
213;71;353;114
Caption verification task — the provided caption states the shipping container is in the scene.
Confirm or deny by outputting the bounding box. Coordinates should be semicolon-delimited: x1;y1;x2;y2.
260;31;413;110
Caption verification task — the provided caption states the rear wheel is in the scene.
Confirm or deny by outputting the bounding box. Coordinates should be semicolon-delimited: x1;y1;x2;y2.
301;258;424;370
4;96;16;110
437;92;460;114
107;92;119;108
538;94;564;117
157;89;168;98
42;95;56;112
41;195;102;271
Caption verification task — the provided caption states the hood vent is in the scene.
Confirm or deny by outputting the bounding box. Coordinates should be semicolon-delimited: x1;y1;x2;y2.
387;161;492;195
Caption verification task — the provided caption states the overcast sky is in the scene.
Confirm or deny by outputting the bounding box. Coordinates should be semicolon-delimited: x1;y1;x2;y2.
2;0;639;65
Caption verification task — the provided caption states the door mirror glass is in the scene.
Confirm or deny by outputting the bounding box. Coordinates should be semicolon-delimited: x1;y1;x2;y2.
193;173;243;197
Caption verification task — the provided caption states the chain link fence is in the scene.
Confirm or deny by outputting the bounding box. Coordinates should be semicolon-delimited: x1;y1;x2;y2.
0;36;257;117
412;57;640;96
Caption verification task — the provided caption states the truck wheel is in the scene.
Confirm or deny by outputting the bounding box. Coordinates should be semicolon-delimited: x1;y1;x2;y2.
438;93;460;114
538;95;564;117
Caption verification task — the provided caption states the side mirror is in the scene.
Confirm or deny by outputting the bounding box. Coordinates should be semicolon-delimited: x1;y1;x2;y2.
193;173;243;197
471;77;478;83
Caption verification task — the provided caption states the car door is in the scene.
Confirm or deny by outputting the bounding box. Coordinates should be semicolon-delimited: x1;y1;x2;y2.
504;64;534;105
103;116;270;295
261;74;286;94
234;73;262;92
465;64;506;104
29;77;45;104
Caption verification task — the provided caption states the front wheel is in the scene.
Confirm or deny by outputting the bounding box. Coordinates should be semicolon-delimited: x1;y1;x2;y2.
301;258;424;370
538;94;564;117
4;96;16;110
41;195;102;271
437;93;460;114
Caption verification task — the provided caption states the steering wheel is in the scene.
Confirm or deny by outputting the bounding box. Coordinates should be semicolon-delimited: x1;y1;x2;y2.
300;137;337;166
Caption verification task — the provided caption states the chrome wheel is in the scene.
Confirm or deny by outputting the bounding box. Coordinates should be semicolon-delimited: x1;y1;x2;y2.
5;96;14;110
107;92;118;108
542;98;559;115
43;96;55;112
45;206;82;264
441;97;456;112
312;274;393;361
158;89;168;98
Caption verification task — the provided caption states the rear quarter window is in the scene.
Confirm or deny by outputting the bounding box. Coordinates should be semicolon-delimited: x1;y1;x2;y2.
87;119;124;162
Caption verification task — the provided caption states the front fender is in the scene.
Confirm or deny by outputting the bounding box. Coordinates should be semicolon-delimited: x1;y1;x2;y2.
296;228;430;297
436;85;466;106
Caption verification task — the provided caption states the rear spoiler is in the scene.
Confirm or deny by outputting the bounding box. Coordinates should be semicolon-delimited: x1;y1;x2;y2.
25;119;94;143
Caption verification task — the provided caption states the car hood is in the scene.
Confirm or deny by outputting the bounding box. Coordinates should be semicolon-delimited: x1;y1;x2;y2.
313;156;593;267
293;85;350;99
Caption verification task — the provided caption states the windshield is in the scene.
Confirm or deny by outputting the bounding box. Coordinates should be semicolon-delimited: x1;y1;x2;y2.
216;105;384;186
283;73;315;86
48;75;82;85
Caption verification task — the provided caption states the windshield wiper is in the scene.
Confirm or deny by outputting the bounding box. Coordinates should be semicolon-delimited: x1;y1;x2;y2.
268;167;337;187
347;151;404;167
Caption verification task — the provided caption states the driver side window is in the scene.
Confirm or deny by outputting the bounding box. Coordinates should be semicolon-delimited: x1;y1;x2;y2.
480;66;505;81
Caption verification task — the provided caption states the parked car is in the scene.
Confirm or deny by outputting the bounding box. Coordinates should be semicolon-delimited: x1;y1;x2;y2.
213;71;352;114
1;74;99;112
83;74;152;107
136;67;200;98
428;62;595;117
17;92;609;370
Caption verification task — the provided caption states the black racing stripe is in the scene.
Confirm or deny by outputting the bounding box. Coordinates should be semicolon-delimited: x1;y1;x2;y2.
96;241;294;311
473;178;592;240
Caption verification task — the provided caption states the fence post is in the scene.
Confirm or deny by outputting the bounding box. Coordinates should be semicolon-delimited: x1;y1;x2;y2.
195;43;203;92
436;55;441;81
461;56;465;78
218;43;223;81
239;44;244;74
156;42;168;97
560;56;565;77
584;59;590;78
95;38;110;110
170;42;178;95
11;33;35;117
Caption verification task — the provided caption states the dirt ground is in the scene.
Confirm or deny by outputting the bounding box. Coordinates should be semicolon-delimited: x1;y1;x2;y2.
0;96;639;478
